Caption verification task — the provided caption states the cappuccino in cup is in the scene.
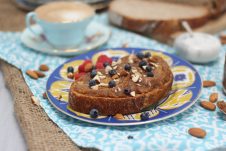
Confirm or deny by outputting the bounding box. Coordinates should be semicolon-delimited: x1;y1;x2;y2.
26;1;95;49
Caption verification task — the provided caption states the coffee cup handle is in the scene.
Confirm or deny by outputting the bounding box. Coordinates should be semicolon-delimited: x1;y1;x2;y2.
26;12;40;37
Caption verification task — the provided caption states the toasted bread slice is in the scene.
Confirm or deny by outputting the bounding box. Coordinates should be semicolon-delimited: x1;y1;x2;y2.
69;53;173;115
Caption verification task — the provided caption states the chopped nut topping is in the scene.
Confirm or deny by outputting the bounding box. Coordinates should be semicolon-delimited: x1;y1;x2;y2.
142;65;147;70
128;54;135;63
111;61;118;66
132;74;140;83
136;84;142;86
105;66;112;74
99;83;108;87
91;85;99;90
93;75;100;82
113;66;118;70
117;59;122;64
118;87;121;91
99;75;106;79
97;71;103;76
130;91;136;97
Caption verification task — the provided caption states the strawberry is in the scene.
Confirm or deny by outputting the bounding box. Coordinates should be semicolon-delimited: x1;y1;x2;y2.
78;60;92;73
74;72;85;80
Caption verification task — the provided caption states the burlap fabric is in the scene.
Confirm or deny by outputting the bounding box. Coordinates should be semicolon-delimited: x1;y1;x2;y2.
0;0;99;150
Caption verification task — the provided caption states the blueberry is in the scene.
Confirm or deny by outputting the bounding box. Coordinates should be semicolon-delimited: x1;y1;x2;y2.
108;80;116;88
127;135;134;139
124;64;131;71
147;71;154;77
90;70;97;78
140;112;149;121
89;79;96;87
146;66;152;72
124;88;131;95
144;52;151;58
109;69;117;76
90;109;99;118
67;66;74;73
139;60;147;68
136;52;144;59
103;62;110;68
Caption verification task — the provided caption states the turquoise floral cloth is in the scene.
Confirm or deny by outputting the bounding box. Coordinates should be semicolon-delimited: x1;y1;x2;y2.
0;14;225;151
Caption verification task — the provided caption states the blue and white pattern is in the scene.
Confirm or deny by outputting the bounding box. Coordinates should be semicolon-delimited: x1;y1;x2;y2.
0;14;225;150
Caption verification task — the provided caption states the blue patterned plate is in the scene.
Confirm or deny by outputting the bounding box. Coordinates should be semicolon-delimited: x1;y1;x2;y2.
46;48;202;126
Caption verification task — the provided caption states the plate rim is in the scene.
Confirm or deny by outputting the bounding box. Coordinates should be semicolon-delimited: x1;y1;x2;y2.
46;47;202;126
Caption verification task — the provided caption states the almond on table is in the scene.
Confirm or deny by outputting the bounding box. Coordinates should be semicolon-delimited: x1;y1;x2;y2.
200;101;216;111
34;70;45;78
39;64;49;71
202;80;216;87
209;93;218;103
188;128;206;138
26;70;39;79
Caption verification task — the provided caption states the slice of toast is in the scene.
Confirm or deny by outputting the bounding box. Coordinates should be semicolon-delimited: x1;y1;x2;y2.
69;52;173;115
109;0;210;43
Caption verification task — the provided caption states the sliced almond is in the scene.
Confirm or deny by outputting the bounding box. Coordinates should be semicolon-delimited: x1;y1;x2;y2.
132;74;140;83
26;70;39;79
99;75;106;79
31;96;40;106
34;70;45;78
105;66;112;74
99;83;108;87
114;113;124;120
113;66;118;70
39;64;49;71
91;85;99;90
200;101;216;111
117;87;121;91
130;91;136;97
203;80;216;87
97;71;103;76
57;95;62;100
111;61;118;66
209;93;218;103
188;128;206;138
93;75;100;82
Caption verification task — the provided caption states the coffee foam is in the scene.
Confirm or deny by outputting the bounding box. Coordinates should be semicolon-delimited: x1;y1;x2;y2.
35;2;95;23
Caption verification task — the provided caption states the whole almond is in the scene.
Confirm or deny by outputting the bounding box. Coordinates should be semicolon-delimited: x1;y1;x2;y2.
34;70;45;78
209;93;218;103
114;113;124;120
203;80;216;87
39;64;49;71
200;101;216;111
188;128;206;138
26;70;38;79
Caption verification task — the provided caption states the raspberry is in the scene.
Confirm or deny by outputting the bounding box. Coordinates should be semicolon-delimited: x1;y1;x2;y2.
97;55;112;64
78;60;92;73
95;62;104;69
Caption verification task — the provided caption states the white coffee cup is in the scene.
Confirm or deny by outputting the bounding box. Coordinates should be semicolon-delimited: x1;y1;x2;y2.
26;1;95;49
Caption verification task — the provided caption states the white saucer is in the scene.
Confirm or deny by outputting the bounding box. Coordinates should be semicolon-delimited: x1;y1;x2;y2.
21;22;111;56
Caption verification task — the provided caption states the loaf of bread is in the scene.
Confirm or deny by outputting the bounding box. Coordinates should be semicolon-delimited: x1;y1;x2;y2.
69;52;173;115
109;0;211;43
154;0;226;17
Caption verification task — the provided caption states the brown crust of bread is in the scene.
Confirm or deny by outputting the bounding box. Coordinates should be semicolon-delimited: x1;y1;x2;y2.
68;55;173;115
109;11;210;43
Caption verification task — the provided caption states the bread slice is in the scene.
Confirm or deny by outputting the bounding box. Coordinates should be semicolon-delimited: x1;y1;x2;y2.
69;53;173;115
109;0;210;42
